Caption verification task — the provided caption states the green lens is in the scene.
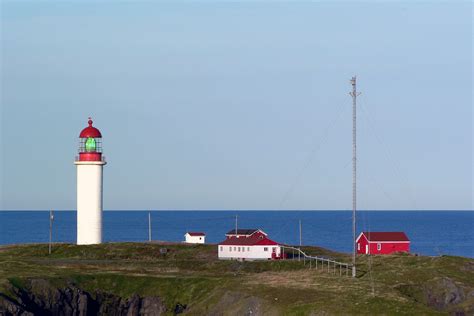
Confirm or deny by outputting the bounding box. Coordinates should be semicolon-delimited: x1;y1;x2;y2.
85;137;96;152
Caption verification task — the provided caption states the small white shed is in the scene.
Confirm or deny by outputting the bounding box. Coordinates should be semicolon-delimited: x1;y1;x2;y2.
184;232;206;244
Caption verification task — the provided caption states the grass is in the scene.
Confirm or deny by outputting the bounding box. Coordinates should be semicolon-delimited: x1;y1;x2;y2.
0;242;473;314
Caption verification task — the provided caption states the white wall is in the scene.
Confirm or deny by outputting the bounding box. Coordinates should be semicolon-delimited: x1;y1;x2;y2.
185;234;205;244
75;161;106;245
218;244;281;260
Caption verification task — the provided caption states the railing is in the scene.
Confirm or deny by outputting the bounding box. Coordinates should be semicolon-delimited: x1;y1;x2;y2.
281;245;352;277
74;155;107;162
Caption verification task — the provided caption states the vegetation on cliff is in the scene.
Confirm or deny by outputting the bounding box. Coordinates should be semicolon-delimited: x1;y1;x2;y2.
0;243;473;315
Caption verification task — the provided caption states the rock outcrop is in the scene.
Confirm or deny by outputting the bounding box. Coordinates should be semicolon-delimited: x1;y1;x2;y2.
0;279;167;316
425;277;466;310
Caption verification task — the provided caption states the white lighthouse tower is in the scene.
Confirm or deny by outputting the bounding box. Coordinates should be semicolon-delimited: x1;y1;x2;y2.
74;118;106;245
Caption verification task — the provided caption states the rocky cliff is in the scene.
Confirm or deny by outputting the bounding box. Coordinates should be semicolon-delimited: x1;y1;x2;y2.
0;279;170;316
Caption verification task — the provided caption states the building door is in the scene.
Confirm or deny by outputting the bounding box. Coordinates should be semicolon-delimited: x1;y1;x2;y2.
365;245;369;254
271;247;276;259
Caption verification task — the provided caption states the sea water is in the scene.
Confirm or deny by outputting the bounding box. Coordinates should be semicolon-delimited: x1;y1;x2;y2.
0;211;472;258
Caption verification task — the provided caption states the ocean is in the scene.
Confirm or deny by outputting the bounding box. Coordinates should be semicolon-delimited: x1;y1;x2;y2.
0;211;472;258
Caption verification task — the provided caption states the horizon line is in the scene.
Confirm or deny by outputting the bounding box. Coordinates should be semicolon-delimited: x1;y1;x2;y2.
1;209;473;212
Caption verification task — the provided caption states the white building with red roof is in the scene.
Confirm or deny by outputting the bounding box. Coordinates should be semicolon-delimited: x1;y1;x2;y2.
218;229;283;260
184;232;206;244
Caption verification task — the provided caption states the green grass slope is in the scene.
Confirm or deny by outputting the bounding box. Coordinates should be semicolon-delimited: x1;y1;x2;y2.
0;243;472;315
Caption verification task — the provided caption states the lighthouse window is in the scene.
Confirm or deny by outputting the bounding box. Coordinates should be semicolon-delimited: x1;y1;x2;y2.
85;137;96;152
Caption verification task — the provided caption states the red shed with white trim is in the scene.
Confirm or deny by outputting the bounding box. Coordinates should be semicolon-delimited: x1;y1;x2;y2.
356;232;410;255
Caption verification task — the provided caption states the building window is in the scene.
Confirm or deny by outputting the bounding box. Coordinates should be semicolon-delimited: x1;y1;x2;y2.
242;247;245;252
377;243;381;251
220;246;223;251
234;247;236;251
238;247;241;252
264;247;268;252
357;243;360;251
247;247;250;251
229;247;232;252
200;237;202;240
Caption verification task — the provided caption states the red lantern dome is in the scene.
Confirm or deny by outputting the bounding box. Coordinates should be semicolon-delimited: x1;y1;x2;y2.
77;118;103;162
79;118;102;138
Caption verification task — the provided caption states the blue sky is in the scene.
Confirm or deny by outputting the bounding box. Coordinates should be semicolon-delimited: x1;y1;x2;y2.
1;1;472;210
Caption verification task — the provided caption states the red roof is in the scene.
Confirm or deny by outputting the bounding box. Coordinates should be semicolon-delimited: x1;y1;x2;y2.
361;232;410;242
186;232;205;236
219;234;279;246
79;118;102;138
226;229;261;236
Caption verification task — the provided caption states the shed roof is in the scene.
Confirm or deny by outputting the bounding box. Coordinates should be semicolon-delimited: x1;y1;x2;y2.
186;232;205;236
360;232;410;242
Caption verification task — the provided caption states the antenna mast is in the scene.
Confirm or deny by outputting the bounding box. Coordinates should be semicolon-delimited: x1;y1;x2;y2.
350;76;360;278
235;214;238;234
299;219;302;247
49;210;54;255
148;211;152;242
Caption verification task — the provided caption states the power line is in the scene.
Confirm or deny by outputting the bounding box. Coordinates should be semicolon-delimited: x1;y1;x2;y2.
277;101;348;209
358;101;418;209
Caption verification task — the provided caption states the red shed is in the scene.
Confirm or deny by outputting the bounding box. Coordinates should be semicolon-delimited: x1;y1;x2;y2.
356;232;410;255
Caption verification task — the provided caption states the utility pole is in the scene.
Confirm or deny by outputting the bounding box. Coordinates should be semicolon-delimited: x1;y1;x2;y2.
148;211;152;242
235;214;238;234
349;76;360;278
299;219;302;247
49;210;54;255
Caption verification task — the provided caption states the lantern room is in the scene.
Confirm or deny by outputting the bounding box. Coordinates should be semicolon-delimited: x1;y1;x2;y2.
77;118;103;161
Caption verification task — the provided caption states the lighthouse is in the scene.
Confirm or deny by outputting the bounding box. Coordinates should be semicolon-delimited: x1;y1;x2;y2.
74;118;106;245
